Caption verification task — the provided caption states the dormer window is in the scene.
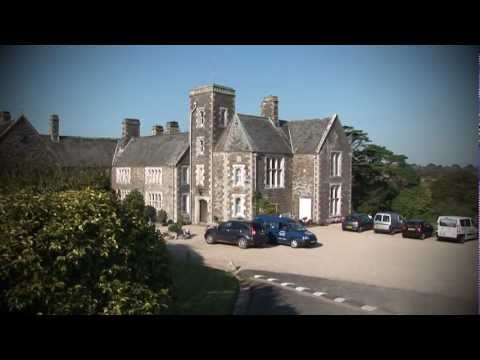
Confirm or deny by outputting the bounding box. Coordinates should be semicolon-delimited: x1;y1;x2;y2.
219;107;228;127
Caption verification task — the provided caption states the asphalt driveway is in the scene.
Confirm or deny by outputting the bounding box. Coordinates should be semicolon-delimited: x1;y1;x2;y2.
161;223;478;312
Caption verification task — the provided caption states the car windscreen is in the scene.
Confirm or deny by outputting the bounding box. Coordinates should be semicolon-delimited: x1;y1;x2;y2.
346;215;359;221
460;219;471;227
289;223;306;231
382;215;390;222
406;220;423;226
439;218;457;227
374;215;382;221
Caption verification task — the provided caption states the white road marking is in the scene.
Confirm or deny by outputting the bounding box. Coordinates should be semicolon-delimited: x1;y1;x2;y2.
334;297;346;303
253;275;265;279
361;305;377;312
281;282;295;287
295;287;310;292
313;291;327;296
267;278;278;282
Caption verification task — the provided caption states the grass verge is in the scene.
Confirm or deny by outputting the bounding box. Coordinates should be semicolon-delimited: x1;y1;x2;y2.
170;254;239;315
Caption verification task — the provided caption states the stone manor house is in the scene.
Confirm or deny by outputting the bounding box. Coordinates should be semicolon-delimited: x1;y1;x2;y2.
0;83;352;225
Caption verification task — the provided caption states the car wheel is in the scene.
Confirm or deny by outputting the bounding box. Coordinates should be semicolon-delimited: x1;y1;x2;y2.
238;237;248;249
291;239;299;248
457;235;465;244
420;233;426;240
357;226;363;233
205;235;215;244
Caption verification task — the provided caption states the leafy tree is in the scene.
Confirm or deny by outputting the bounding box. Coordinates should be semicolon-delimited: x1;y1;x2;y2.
351;142;419;213
392;183;433;220
0;188;173;314
144;206;157;223
252;191;277;215
157;210;168;225
122;189;145;220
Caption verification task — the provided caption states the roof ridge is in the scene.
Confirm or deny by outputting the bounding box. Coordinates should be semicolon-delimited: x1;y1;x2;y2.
40;134;119;141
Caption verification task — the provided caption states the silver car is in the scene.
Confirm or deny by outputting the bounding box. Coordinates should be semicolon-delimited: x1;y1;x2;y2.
374;212;404;234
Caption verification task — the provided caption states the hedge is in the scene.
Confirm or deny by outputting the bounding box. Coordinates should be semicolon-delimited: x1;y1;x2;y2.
0;188;173;315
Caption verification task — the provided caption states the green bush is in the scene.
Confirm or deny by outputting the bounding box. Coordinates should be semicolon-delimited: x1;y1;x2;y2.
392;184;432;220
144;206;157;223
157;210;168;225
0;188;173;315
122;189;145;218
168;223;183;234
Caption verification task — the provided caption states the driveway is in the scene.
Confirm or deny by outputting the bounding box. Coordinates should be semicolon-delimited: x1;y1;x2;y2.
161;223;478;311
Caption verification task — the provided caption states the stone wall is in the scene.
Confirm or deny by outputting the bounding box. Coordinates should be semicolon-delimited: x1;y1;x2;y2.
112;165;177;222
291;154;315;219
255;153;293;216
176;151;190;223
212;151;253;222
318;118;352;224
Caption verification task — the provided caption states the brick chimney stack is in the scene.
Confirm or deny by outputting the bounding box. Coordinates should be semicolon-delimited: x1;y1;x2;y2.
261;95;279;126
122;118;140;139
165;121;179;135
49;114;60;143
152;125;164;136
0;111;12;124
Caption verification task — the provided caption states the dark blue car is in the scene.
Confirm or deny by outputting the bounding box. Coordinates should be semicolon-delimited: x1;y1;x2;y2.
254;215;318;248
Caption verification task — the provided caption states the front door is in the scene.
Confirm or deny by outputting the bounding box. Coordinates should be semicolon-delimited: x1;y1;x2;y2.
299;198;312;222
199;199;208;223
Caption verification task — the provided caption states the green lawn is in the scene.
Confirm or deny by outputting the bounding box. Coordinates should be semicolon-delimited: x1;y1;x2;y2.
169;254;239;315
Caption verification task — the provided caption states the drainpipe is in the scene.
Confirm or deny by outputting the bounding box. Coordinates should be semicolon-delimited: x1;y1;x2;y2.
189;101;197;223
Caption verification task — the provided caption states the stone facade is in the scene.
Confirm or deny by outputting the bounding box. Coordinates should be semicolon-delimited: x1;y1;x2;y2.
109;83;352;225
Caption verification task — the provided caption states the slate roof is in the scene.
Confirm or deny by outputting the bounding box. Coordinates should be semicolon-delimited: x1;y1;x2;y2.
236;114;292;154
40;135;118;168
284;118;331;154
113;133;189;167
0;121;12;137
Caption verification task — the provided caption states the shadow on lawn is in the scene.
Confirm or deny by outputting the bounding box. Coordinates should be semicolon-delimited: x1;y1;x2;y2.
246;282;299;315
167;243;240;315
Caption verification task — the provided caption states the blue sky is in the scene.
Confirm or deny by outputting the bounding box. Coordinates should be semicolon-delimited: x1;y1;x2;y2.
0;45;477;166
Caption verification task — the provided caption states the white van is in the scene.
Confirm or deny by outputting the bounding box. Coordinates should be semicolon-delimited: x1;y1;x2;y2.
436;216;477;243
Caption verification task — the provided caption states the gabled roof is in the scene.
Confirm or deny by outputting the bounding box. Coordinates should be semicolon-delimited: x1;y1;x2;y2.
235;114;292;154
39;135;118;168
113;133;189;167
284;117;331;154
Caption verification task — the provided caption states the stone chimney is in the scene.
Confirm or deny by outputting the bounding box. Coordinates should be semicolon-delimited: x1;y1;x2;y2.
152;125;164;136
165;121;179;135
49;114;60;143
261;95;279;126
0;111;12;124
122;118;140;139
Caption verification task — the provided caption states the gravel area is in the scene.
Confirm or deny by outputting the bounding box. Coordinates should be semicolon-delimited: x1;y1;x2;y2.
161;223;478;303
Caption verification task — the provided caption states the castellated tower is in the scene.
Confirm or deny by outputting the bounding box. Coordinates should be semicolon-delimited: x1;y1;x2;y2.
189;84;235;224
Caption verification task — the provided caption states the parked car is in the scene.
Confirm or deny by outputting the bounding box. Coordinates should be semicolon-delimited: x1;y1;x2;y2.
373;212;405;234
402;219;434;239
204;220;267;249
254;214;318;248
342;213;374;232
436;216;477;243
